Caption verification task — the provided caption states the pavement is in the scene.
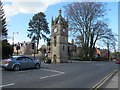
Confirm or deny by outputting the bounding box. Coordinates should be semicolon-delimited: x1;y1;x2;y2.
105;71;119;89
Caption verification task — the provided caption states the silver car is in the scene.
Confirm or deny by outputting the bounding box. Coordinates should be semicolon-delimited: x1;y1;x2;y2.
0;56;41;71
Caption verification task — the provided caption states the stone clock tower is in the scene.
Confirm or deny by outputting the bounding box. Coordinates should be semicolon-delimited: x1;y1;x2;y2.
51;9;68;63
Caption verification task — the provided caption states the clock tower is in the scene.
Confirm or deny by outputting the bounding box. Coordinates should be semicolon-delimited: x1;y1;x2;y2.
51;9;68;63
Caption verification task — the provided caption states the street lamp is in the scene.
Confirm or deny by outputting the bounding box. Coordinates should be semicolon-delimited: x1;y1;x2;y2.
12;32;19;45
12;32;18;55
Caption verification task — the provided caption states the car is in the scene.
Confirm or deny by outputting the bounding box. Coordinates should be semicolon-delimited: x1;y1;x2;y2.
44;57;51;64
115;59;120;64
0;56;41;71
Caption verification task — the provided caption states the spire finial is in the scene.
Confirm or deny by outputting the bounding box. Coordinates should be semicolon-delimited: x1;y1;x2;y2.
72;39;74;45
59;8;62;15
66;16;68;22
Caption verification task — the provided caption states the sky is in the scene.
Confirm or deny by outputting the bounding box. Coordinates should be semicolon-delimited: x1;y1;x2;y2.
118;2;120;52
1;0;119;49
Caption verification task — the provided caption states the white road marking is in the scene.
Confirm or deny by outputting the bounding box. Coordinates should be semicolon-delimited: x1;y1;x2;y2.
40;76;49;79
15;68;64;74
40;69;65;79
0;83;15;88
49;73;62;77
15;71;27;73
41;69;65;74
14;68;65;79
15;70;36;73
40;73;63;79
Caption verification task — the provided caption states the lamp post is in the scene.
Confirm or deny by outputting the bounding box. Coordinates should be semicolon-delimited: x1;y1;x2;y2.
12;32;19;55
12;32;19;45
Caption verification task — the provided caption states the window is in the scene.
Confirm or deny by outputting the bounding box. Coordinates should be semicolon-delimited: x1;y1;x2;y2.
54;37;57;47
25;57;33;61
63;38;65;43
14;44;16;46
17;57;25;61
21;43;23;46
63;45;65;51
49;48;50;51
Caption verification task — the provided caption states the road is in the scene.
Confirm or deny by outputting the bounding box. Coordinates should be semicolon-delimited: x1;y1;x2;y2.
1;61;118;89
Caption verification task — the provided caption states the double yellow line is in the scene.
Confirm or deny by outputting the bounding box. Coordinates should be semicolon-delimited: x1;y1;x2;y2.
90;70;118;90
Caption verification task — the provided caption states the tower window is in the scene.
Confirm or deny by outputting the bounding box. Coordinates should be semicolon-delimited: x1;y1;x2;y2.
63;45;65;51
49;47;50;51
63;38;65;43
54;37;57;47
21;43;23;46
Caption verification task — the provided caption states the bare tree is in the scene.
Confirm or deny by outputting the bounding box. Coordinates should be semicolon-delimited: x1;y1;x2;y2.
64;2;116;59
102;33;117;60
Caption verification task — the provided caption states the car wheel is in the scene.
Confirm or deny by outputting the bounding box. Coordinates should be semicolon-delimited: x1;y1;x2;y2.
35;63;40;69
13;65;20;71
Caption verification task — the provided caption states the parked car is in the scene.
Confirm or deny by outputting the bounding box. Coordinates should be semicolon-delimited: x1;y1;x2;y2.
115;59;120;64
44;59;51;64
44;57;51;64
0;56;41;71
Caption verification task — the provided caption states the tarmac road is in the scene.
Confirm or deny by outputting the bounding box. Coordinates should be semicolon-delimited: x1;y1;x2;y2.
1;61;118;89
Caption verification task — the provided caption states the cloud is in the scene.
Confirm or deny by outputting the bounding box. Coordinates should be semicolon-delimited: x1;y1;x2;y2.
2;0;64;19
2;0;119;19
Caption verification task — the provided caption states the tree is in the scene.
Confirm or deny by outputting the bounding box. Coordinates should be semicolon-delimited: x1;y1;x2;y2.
39;45;47;54
112;52;120;59
27;12;50;52
2;40;13;59
0;1;13;58
0;1;7;40
102;34;117;60
64;2;115;59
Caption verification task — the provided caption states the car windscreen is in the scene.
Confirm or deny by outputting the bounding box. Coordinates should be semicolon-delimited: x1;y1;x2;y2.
10;56;20;60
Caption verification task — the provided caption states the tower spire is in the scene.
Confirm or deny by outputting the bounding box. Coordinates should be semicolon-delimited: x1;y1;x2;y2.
52;16;53;22
51;16;54;26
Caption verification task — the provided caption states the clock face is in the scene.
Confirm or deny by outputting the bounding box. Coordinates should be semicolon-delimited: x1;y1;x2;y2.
54;28;57;33
63;29;66;33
